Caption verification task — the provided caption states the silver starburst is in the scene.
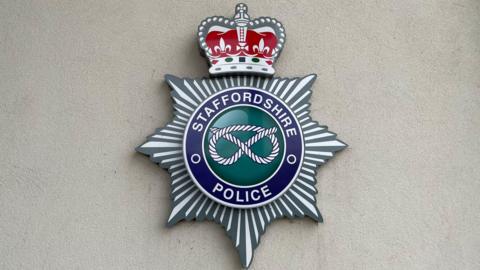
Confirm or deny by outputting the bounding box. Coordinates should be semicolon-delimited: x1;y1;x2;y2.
137;74;346;268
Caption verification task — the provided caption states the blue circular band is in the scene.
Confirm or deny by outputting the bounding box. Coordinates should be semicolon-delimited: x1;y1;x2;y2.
184;88;303;208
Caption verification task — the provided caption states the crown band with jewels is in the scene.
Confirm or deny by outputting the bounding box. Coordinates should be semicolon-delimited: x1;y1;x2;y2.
198;3;286;76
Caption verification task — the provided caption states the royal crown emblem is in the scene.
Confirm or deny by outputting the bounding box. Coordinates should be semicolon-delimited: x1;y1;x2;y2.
198;3;285;75
137;3;347;268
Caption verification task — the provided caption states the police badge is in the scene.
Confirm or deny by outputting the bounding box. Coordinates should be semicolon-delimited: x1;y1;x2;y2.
137;3;346;268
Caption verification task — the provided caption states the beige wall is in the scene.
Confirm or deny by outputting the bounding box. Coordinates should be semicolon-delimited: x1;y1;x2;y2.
1;1;479;269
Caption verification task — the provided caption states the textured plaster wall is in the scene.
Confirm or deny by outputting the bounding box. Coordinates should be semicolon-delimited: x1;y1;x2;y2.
1;0;479;269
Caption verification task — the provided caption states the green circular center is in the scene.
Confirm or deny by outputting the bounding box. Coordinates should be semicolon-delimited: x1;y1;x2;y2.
204;106;284;186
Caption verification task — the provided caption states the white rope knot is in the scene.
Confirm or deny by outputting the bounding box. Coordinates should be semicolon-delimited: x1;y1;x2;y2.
208;125;280;165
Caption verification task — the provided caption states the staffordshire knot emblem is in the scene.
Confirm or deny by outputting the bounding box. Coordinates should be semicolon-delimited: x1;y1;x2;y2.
208;125;280;165
137;3;347;268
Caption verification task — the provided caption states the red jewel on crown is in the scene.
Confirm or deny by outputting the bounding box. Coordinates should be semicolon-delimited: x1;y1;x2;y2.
198;3;286;76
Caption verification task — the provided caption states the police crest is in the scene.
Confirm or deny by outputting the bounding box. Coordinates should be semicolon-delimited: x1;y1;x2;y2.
137;4;346;268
